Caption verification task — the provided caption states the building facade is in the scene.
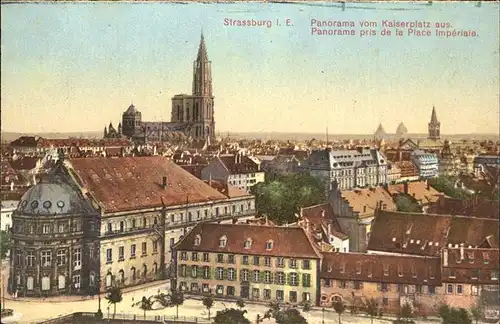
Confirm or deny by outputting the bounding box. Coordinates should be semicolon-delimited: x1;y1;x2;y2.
173;223;321;306
411;150;439;179
300;147;388;192
108;33;216;144
201;153;265;193
9;156;256;297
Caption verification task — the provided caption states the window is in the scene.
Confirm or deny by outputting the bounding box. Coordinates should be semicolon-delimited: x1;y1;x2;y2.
228;255;235;264
192;252;199;261
242;269;249;281
217;254;224;263
107;223;112;233
179;265;187;277
252;288;260;299
428;286;436;295
447;284;454;294
41;251;51;267
203;253;209;262
27;251;35;267
303;260;311;270
216;285;224;295
191;265;198;278
471;285;479;296
58;223;65;233
57;250;66;266
289;259;297;269
382;297;388;306
264;289;271;300
276;290;284;301
290;273;298;286
131;244;136;258
244;239;252;249
170;238;175;247
323;279;332;287
27;277;34;290
265;240;273;250
191;283;199;292
302;292;310;302
119;221;124;232
471;269;479;279
227;286;235;296
276;257;285;267
253;270;260;283
264;271;272;283
302;274;311;287
228;268;235;281
340;262;346;274
492;271;498;281
242;255;249;265
141;242;147;256
73;248;81;269
457;284;463;295
354;281;363;290
219;236;227;248
289;291;297;303
339;280;347;289
264;257;271;267
119;247;124;261
217;267;224;280
203;266;210;279
276;272;285;285
449;269;456;278
253;256;260;266
42;224;51;234
152;241;158;253
383;265;389;276
106;249;112;263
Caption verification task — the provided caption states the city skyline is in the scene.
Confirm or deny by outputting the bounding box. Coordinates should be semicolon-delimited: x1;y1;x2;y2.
1;2;499;135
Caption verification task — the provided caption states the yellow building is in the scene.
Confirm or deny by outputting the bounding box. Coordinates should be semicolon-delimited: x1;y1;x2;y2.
174;223;322;305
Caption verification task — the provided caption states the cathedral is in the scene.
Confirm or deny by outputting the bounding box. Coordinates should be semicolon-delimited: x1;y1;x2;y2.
104;33;216;145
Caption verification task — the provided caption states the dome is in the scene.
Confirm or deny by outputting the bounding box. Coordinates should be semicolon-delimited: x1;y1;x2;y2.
17;179;90;216
396;122;408;137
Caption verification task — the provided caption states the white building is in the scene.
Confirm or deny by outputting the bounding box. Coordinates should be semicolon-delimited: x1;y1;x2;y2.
201;153;265;192
1;200;17;231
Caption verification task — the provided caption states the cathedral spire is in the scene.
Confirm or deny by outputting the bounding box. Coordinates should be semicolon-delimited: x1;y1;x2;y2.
192;31;212;96
428;105;441;140
430;106;439;124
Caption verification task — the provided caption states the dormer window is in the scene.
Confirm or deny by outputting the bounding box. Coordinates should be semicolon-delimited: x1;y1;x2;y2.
449;269;456;279
411;265;417;278
265;240;273;250
219;235;227;248
356;261;361;275
244;238;252;249
383;264;389;276
468;252;475;263
194;234;201;246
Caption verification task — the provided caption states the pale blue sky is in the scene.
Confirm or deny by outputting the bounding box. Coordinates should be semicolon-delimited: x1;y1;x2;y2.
1;2;499;134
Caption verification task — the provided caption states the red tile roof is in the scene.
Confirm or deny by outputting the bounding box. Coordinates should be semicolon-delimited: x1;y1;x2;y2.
174;223;321;259
67;156;228;213
394;161;419;177
340;186;397;218
218;155;260;174
368;210;499;257
320;252;442;286
442;248;499;284
387;181;443;205
10;136;133;148
429;196;500;219
301;203;348;240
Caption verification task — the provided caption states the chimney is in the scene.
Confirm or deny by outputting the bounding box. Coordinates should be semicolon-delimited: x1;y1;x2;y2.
443;248;448;267
327;223;332;235
460;243;465;261
162;176;167;189
10;181;14;191
403;181;409;195
209;172;212;186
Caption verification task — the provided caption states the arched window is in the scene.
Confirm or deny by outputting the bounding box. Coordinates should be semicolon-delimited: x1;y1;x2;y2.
105;272;112;287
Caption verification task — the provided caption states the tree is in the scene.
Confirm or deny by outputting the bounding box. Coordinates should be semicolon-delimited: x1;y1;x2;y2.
365;298;378;324
213;308;251;324
395;194;422;213
428;176;470;199
202;295;214;320
236;298;245;310
275;308;307;324
0;230;11;260
333;301;345;324
133;296;154;319
104;286;123;319
470;304;484;324
251;173;326;225
169;288;184;319
399;302;413;323
438;304;472;324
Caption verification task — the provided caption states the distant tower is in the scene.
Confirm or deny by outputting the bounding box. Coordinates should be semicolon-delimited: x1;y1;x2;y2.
122;103;142;138
374;123;386;140
192;32;215;142
395;122;408;138
428;106;441;140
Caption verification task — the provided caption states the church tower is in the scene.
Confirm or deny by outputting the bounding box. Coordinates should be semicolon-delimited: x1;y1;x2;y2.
428;106;441;140
191;32;215;142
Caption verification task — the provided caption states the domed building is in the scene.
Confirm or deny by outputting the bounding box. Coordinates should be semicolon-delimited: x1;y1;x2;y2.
374;123;387;140
395;122;408;138
9;171;100;297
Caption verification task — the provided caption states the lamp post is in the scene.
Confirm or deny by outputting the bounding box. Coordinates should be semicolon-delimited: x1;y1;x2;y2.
322;307;325;324
96;274;103;318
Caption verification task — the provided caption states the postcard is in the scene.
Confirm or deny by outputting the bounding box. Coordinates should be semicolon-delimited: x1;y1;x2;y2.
0;1;499;324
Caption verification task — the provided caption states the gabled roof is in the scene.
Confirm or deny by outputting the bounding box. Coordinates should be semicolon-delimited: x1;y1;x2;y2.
339;186;397;218
217;154;260;174
368;210;500;257
321;252;442;286
387;181;443;205
67;156;227;213
301;203;348;240
174;223;321;259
